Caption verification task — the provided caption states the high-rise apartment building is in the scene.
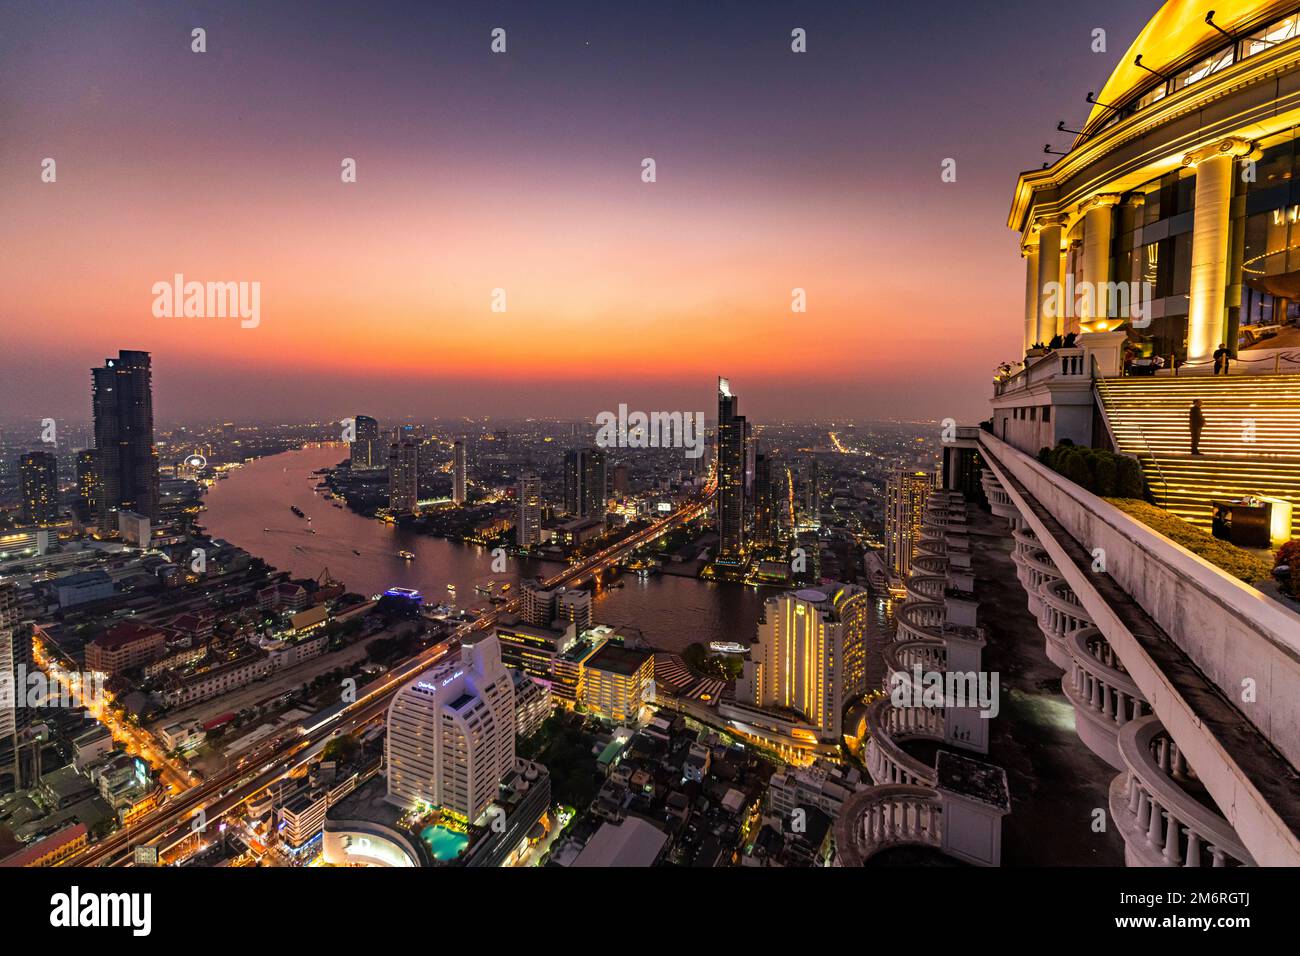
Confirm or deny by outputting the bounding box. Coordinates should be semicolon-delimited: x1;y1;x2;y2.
452;440;467;505
75;449;99;524
385;635;515;823
517;471;541;548
885;469;935;581
752;451;776;549
92;350;159;533
739;585;869;743
554;588;592;634
563;448;607;522
716;377;748;561
387;439;420;514
19;451;58;525
350;415;380;471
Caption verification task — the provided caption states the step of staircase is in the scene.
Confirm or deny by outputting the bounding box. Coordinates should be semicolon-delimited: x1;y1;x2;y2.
1097;375;1300;540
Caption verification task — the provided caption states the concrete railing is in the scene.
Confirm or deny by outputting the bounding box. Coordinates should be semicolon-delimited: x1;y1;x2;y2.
865;697;940;787
833;785;944;867
1065;626;1148;770
1037;577;1094;671
980;431;1300;865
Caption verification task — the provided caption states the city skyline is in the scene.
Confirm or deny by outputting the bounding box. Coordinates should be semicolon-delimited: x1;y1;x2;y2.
0;0;1156;423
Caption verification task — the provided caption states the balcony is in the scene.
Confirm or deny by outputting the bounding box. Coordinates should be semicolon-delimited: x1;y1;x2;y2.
994;348;1089;398
1037;577;1093;670
832;785;944;866
1011;546;1060;616
895;599;944;644
1110;716;1254;867
1063;626;1148;769
882;637;946;697
865;697;941;787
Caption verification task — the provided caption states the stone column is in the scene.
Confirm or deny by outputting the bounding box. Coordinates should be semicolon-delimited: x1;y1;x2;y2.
1079;195;1120;330
1035;216;1067;345
1022;243;1040;354
1183;138;1253;364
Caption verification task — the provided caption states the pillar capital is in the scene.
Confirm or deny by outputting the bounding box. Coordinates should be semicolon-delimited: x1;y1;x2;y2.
1030;213;1068;233
1182;137;1255;168
1078;193;1121;215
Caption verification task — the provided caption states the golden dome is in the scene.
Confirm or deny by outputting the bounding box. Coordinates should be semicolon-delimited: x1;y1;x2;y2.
1084;0;1294;132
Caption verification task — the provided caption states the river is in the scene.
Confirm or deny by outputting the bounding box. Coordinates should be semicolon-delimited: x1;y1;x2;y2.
199;446;781;654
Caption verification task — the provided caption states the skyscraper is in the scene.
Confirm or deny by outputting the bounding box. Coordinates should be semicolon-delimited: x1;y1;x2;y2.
563;448;607;522
804;454;820;519
739;584;869;743
885;469;935;581
385;635;515;823
452;440;467;505
752;451;776;549
75;449;99;524
716;377;748;561
387;439;420;514
517;471;541;548
92;350;159;533
350;415;380;470
19;451;58;525
0;583;32;783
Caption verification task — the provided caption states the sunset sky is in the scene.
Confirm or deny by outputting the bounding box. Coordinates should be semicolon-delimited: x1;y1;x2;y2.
0;0;1156;425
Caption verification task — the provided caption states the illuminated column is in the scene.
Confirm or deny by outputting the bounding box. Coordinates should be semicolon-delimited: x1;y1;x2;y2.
1183;138;1253;363
1079;195;1119;329
1035;216;1066;344
1022;243;1040;353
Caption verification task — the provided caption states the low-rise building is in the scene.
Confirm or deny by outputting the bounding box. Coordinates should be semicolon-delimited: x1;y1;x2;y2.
85;623;166;676
582;644;653;723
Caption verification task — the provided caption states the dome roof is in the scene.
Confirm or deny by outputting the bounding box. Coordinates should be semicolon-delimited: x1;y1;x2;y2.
1085;0;1292;132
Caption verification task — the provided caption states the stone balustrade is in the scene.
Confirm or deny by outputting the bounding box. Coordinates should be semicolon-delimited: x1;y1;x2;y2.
1063;625;1148;769
1012;546;1059;616
833;785;944;866
1110;715;1255;868
882;638;946;696
865;697;941;787
1036;577;1091;670
895;599;944;644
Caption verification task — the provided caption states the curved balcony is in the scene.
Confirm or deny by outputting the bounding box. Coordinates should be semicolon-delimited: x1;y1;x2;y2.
1063;626;1148;770
1037;578;1092;670
882;637;946;697
1011;526;1039;558
865;697;941;787
911;553;948;577
833;785;943;867
915;531;947;558
895;599;944;644
1013;547;1059;615
906;572;946;604
1109;716;1255;868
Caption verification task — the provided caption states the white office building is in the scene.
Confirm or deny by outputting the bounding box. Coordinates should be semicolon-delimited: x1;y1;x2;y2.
386;635;516;823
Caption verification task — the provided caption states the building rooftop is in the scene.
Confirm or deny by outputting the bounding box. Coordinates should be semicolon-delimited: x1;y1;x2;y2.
572;817;668;867
936;751;1011;813
89;622;163;651
585;643;652;677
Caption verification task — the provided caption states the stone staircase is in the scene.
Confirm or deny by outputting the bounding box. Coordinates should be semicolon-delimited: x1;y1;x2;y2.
1095;373;1300;538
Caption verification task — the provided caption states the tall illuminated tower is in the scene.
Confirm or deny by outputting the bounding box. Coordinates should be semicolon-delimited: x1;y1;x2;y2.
885;469;935;580
92;350;159;533
350;415;380;470
517;471;541;548
716;377;748;562
452;440;467;505
19;452;58;525
387;439;420;514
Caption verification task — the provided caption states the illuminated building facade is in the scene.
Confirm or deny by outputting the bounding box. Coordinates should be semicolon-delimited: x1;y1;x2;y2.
350;414;380;470
452;439;467;505
75;449;99;524
517;471;541;547
19;451;58;526
92;350;159;532
752;451;777;549
582;643;653;723
715;376;749;562
885;470;935;582
563;447;607;522
739;586;868;744
385;635;515;823
387;439;419;514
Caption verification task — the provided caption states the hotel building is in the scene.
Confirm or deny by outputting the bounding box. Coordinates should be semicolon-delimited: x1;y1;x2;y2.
385;635;516;824
582;643;653;723
387;439;420;514
350;414;380;471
